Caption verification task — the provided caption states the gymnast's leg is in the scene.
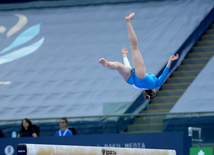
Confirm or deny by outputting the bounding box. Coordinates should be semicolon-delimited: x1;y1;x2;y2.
125;13;146;79
98;58;132;82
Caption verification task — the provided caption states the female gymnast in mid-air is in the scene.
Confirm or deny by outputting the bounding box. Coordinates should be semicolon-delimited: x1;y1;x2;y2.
99;13;179;100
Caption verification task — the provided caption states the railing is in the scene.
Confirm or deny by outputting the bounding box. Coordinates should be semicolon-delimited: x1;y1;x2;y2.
188;127;202;147
0;111;214;122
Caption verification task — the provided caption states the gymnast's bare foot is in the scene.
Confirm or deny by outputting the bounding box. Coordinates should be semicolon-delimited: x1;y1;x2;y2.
125;13;135;22
99;58;110;67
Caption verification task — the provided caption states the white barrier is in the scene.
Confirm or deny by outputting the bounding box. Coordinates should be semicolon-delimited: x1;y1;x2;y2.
17;144;176;155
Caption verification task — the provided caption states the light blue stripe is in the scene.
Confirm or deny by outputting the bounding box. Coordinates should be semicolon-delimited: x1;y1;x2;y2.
0;23;41;54
0;37;44;65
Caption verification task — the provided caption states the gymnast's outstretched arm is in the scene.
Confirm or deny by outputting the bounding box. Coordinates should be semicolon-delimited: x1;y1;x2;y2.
156;54;179;86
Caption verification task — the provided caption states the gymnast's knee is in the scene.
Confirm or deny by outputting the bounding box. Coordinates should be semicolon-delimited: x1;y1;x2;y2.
131;45;138;50
114;61;120;68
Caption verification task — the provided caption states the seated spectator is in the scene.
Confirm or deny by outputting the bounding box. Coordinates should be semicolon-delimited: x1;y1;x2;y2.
17;118;37;137
55;117;73;136
0;129;4;138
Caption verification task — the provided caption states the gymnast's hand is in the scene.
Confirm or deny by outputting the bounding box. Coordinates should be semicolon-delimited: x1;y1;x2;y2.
167;54;179;67
169;54;179;62
121;46;128;57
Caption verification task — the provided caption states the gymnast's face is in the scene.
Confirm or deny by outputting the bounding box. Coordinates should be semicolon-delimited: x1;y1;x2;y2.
59;119;67;129
144;89;156;100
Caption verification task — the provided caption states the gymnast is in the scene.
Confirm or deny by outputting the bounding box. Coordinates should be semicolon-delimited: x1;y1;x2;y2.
99;13;179;100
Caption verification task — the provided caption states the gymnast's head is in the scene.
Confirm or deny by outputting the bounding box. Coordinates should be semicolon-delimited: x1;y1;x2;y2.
144;89;156;100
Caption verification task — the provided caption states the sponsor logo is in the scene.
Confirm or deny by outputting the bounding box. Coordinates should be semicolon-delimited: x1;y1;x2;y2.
198;150;204;155
4;145;14;155
103;142;145;148
101;149;117;155
18;150;26;153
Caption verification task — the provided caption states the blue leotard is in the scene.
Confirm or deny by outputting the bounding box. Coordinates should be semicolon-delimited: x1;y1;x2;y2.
127;66;170;90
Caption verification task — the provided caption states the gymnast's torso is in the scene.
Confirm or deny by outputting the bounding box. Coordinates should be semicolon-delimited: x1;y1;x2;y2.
127;67;170;90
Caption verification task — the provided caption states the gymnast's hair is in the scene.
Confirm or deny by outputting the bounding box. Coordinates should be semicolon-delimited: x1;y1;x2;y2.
144;90;156;100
